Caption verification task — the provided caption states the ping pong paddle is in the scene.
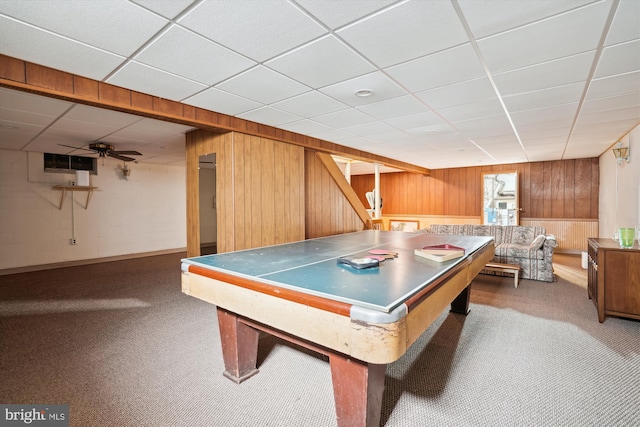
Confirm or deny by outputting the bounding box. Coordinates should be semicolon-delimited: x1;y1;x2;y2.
368;249;398;259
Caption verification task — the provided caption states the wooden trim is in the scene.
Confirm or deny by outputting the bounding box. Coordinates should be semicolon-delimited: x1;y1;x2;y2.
0;54;430;175
315;152;371;227
188;264;352;317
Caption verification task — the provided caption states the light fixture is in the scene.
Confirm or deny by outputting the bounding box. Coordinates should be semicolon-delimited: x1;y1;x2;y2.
612;141;630;165
355;89;373;97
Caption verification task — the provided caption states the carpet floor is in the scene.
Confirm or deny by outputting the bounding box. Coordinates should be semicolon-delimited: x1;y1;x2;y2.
1;253;638;426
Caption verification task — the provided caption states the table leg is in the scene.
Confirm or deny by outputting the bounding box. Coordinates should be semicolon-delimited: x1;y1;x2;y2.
450;285;471;315
217;308;260;383
329;354;386;427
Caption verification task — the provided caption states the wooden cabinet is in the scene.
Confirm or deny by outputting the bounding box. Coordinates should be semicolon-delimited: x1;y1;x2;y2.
587;238;640;322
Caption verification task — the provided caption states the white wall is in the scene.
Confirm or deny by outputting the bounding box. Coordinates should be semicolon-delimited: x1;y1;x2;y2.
599;124;640;239
0;149;186;270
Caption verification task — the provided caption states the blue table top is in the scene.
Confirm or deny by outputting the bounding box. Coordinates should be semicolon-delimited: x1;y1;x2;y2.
182;231;493;313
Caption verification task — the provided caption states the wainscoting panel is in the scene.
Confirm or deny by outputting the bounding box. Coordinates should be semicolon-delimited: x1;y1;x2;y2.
521;219;599;253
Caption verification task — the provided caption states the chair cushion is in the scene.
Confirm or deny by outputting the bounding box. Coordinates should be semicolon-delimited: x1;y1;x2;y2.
529;234;546;250
496;243;545;260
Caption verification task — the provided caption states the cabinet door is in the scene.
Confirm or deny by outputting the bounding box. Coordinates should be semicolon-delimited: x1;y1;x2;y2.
604;251;640;315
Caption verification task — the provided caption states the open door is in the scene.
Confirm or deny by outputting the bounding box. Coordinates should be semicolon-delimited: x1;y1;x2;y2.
482;172;519;225
199;153;217;255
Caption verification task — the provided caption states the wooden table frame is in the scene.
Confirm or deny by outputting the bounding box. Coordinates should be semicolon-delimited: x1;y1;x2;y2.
182;240;493;427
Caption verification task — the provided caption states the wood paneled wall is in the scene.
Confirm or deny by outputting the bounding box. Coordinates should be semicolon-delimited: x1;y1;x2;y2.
186;130;305;256
305;151;366;239
351;158;599;220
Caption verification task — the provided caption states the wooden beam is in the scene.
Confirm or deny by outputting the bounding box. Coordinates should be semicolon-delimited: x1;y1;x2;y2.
315;152;372;227
0;54;430;175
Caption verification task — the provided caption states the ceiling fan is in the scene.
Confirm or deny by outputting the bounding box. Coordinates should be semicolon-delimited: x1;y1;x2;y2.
59;142;142;162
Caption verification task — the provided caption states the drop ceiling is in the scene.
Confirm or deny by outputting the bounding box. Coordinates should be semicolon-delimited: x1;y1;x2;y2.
0;0;638;173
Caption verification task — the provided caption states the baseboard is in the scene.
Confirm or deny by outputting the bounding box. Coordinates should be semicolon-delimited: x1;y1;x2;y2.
0;247;188;276
555;249;584;255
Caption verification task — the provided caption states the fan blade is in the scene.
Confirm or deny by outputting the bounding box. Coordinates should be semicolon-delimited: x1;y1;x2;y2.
111;150;142;156
58;144;96;153
107;152;136;162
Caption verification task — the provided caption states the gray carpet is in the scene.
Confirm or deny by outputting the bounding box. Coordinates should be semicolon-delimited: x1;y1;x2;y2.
1;254;638;426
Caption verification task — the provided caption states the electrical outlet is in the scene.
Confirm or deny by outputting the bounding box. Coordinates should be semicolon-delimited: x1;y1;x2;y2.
70;238;77;245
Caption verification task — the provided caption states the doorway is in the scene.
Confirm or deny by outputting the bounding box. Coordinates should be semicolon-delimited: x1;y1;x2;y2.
199;153;217;255
482;172;519;225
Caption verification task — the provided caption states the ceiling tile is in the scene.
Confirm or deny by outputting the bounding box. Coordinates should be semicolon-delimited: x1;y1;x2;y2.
312;108;376;128
183;88;262;116
0;0;169;56
44;122;115;142
493;51;594;96
524;143;567;161
279;119;331;135
0;88;72;116
271;91;349;118
310;128;358;143
337;0;468;68
580;92;640;114
452;114;515;139
215;66;309;104
121;118;194;138
594;39;640;79
384;112;449;133
318;71;406;107
342;121;399;137
511;103;579;126
436;98;505;123
135;26;256;85
357;95;428;120
502;83;585;111
563;143;607;159
572;117;639;140
131;0;196;19
416;78;496;110
0;108;57;128
519;127;570;143
478;1;610;74
473;134;521;147
605;0;640;46
587;71;640;100
385;44;486;93
296;0;397;29
0;16;125;81
407;124;462;142
366;130;411;143
237;107;303;127
0;121;45;150
577;106;640;126
484;149;528;164
107;61;208;101
23;134;93;155
459;0;596;39
62;105;143;129
266;35;374;88
179;0;326;62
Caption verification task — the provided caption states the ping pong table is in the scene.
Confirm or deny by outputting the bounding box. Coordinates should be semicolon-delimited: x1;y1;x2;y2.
181;230;494;427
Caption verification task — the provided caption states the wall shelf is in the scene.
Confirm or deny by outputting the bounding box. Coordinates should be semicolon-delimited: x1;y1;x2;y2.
52;185;98;210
